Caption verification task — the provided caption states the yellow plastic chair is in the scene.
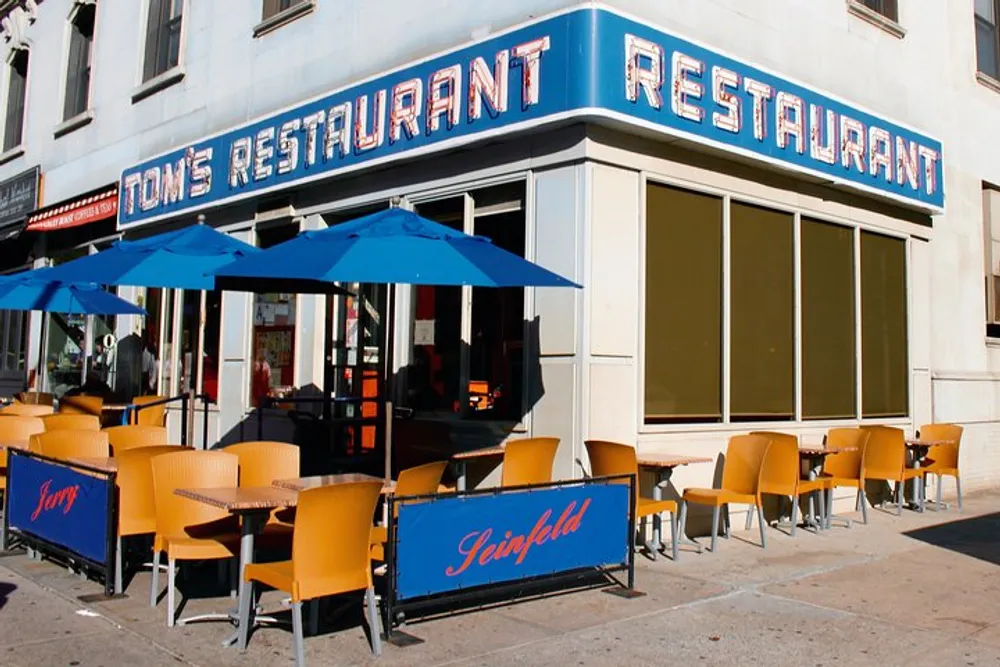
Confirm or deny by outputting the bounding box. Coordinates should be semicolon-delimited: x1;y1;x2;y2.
115;445;188;594
58;395;104;416
1;403;54;417
105;425;169;455
150;450;240;627
16;391;54;406
131;395;168;426
754;432;827;537
680;434;771;551
585;440;680;560
239;481;385;664
0;415;45;496
30;430;110;460
820;428;871;526
225;441;300;542
917;423;964;511
860;426;923;515
500;437;560;487
370;460;448;561
41;413;101;432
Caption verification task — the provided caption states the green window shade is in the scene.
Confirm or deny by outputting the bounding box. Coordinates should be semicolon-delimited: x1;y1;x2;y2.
644;183;722;422
730;202;794;420
861;231;908;417
801;219;856;419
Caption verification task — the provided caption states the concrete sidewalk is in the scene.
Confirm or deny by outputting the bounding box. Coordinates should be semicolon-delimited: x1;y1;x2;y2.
2;491;999;666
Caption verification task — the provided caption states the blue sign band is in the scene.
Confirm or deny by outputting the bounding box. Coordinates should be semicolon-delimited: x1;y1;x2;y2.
7;453;111;564
393;482;630;601
119;7;943;229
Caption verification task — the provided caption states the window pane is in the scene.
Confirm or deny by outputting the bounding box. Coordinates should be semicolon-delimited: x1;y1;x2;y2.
250;224;299;407
4;50;27;151
977;0;995;22
470;183;526;422
862;0;897;21
801;219;856;419
63;7;94;121
410;197;464;415
861;231;908;417
977;18;1000;78
730;202;795;420
644;184;722;422
143;0;164;81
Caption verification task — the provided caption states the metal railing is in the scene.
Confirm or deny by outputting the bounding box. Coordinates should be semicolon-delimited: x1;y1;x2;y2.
130;392;211;447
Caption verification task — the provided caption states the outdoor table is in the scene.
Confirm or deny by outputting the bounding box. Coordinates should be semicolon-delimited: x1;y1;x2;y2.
904;439;945;512
797;446;855;530
451;445;506;491
174;486;298;648
272;473;394;494
636;454;713;560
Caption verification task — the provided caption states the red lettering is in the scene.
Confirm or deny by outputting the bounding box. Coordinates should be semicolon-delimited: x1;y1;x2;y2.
477;544;497;565
30;480;81;522
562;499;589;535
516;510;552;565
30;480;52;521
446;529;492;576
550;502;576;541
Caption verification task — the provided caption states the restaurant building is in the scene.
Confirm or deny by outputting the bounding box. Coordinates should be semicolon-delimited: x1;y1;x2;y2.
0;0;997;495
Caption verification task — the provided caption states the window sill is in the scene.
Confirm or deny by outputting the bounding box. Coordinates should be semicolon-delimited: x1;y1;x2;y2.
131;66;186;104
253;0;315;38
846;1;906;39
0;145;25;166
53;109;94;139
977;71;1000;95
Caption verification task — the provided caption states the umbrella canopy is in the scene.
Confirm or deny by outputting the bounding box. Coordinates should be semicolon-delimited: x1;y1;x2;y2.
213;208;581;288
42;224;260;291
0;268;145;315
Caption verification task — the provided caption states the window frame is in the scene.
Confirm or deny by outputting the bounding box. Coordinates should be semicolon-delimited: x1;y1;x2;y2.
2;47;29;154
133;0;187;102
255;0;315;37
977;0;1000;84
846;0;905;39
638;172;913;434
60;2;97;126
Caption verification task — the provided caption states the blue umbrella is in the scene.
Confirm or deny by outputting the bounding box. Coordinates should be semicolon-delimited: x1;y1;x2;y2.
0;268;145;315
213;208;581;288
42;223;260;290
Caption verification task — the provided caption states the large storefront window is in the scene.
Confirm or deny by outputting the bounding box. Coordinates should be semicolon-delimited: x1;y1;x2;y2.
0;310;25;373
643;181;909;424
409;182;527;423
250;223;299;407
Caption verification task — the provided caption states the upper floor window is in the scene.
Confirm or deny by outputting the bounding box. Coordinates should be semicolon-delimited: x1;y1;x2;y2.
858;0;898;21
142;0;182;82
4;49;28;152
262;0;307;20
64;3;95;121
978;0;1000;80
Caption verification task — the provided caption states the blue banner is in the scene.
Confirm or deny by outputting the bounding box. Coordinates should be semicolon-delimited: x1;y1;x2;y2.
394;482;630;600
7;454;111;564
119;7;944;229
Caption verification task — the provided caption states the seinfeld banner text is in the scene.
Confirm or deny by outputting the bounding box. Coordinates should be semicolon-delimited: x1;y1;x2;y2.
393;481;630;600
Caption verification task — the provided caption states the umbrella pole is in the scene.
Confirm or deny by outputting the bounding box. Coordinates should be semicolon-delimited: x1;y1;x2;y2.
189;290;207;449
383;283;396;484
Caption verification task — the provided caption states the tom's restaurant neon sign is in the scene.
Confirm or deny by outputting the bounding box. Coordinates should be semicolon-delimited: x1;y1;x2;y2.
119;7;944;228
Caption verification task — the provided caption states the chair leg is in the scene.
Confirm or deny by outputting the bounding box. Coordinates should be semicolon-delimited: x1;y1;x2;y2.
858;488;868;524
895;482;903;516
291;600;306;667
230;556;238;600
790;497;799;537
710;506;720;553
936;474;943;510
756;505;767;548
115;536;124;595
669;511;679;562
237;578;254;652
956;475;963;511
816;491;826;533
807;494;815;530
722;507;730;539
678;501;688;546
166;558;176;628
745;506;754;530
365;586;383;657
150;550;160;607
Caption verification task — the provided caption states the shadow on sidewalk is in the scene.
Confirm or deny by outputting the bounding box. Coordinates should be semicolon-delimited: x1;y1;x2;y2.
0;581;14;610
902;512;1000;566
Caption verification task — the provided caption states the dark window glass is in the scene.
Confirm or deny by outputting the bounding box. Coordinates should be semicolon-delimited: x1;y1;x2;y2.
977;0;1000;79
801;219;857;419
644;184;723;423
64;4;95;121
860;0;898;21
4;49;28;151
143;0;182;82
729;202;795;421
860;231;908;417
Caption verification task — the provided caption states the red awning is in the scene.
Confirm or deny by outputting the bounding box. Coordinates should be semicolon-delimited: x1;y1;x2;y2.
26;185;118;232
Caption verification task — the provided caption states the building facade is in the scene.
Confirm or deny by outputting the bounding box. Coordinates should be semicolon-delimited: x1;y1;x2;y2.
0;0;996;497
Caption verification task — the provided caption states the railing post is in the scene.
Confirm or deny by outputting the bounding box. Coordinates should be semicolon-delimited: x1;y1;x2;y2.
202;394;209;449
180;394;188;447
